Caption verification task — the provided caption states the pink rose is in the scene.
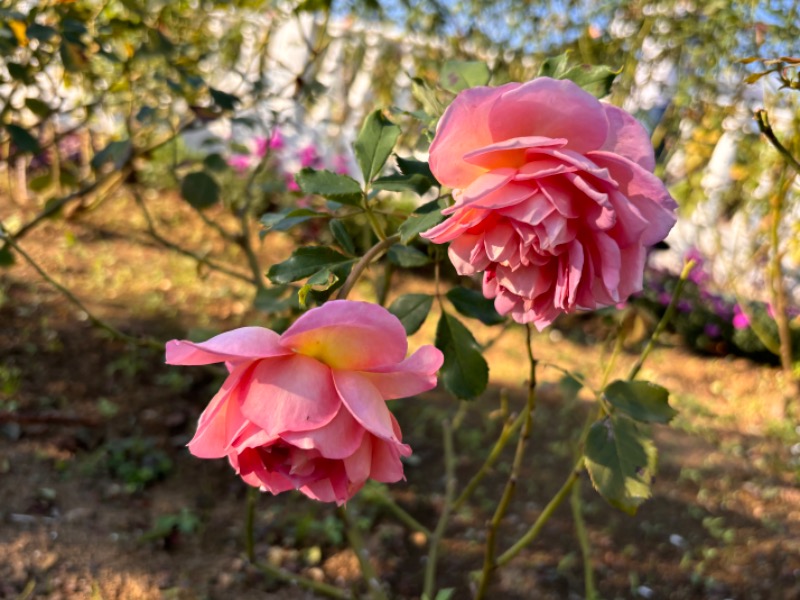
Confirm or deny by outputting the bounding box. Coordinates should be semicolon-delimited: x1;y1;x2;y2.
166;300;443;505
422;77;678;330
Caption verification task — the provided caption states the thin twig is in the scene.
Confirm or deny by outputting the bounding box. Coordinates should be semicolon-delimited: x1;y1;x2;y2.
474;324;538;599
337;234;400;300
452;410;525;513
627;259;695;381
755;109;800;174
495;460;584;568
245;488;257;563
133;189;255;285
338;505;388;600
422;418;456;600
0;226;162;351
571;477;598;600
254;560;353;600
367;492;432;538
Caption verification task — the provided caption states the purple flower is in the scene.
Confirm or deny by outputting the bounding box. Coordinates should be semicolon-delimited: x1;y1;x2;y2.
658;292;672;306
733;304;749;330
704;323;721;338
678;300;693;313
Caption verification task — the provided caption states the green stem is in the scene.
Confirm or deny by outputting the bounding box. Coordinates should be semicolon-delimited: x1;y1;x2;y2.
363;200;387;241
755;109;800;174
368;492;432;538
422;417;456;600
496;402;602;569
496;459;584;568
627;259;696;381
767;170;800;404
452;410;525;513
571;477;598;600
254;560;353;600
338;505;388;600
475;325;538;600
0;226;162;351
337;234;400;300
245;487;257;563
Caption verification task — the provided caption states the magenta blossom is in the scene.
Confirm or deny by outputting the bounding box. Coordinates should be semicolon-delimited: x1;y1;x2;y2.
228;154;251;173
255;130;284;157
299;145;321;168
733;304;750;329
166;301;443;505
422;77;678;330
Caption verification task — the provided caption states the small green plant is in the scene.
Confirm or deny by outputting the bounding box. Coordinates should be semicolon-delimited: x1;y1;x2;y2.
103;437;173;493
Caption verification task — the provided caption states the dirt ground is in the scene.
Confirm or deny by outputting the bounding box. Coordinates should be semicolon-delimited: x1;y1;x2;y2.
1;193;799;599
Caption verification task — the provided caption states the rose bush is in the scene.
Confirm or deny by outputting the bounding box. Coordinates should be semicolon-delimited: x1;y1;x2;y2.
423;77;678;330
166;300;443;505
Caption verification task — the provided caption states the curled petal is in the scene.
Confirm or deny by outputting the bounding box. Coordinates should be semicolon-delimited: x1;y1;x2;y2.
166;327;290;366
488;78;609;154
429;82;521;189
599;104;656;171
187;363;253;459
360;346;444;399
280;300;407;370
333;370;398;442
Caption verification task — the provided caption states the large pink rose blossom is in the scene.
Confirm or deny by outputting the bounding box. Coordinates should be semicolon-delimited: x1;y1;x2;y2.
166;300;443;505
422;77;678;330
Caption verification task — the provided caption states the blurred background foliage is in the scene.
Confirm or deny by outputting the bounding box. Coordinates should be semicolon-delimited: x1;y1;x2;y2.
1;0;799;363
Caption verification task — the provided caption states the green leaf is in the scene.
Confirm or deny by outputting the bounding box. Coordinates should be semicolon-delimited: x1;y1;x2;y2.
209;87;240;111
440;60;491;93
136;106;156;123
203;153;229;172
329;219;356;255
388;294;433;335
446;287;504;325
295;168;363;206
7;62;31;83
558;373;583;403
267;247;354;284
354;110;401;183
298;268;339;308
0;244;14;267
28;173;52;192
254;285;298;313
396;156;438;183
180;171;220;209
91;140;132;171
260;208;325;233
398;206;444;244
26;23;57;42
6;124;40;154
410;77;445;119
25;98;52;118
603;380;677;424
372;173;434;195
584;414;657;515
538;52;619;98
435;311;489;400
387;244;430;268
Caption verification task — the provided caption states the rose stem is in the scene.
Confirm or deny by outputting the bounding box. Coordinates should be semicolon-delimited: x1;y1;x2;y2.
474;324;538;600
422;416;456;600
